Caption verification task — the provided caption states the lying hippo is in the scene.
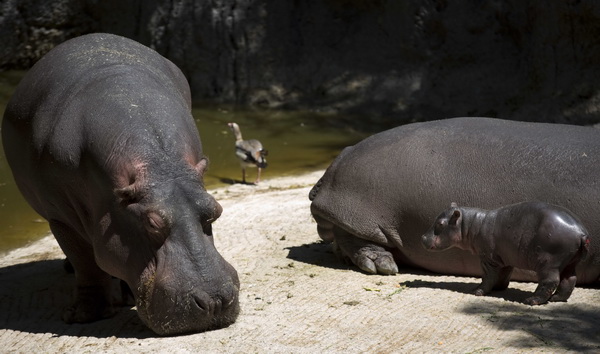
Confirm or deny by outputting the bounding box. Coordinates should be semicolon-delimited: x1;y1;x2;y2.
422;202;590;305
2;33;239;335
309;117;600;285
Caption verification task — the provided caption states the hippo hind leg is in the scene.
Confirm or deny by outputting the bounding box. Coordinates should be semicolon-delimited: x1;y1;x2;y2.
313;214;335;243
332;226;398;275
549;236;589;302
524;268;560;306
549;260;578;302
49;220;116;323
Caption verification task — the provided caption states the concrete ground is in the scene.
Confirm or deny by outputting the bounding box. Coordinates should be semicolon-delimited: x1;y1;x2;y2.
1;171;599;353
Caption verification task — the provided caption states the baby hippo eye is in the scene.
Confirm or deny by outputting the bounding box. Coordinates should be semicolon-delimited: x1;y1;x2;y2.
434;220;446;235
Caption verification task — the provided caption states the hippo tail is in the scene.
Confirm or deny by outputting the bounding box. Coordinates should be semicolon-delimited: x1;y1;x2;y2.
579;234;591;262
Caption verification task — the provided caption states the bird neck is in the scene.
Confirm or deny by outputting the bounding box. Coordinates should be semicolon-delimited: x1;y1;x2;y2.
232;127;243;141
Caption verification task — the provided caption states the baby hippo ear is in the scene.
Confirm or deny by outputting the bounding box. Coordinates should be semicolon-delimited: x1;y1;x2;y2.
449;209;461;226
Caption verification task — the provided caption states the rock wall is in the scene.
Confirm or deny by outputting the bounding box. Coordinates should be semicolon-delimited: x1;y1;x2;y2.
2;0;600;128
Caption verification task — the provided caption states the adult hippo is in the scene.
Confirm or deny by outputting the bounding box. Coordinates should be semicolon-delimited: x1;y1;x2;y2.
2;33;239;335
309;117;600;285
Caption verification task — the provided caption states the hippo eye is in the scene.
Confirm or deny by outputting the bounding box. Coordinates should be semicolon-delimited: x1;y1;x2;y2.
149;217;160;229
434;220;446;235
146;212;166;233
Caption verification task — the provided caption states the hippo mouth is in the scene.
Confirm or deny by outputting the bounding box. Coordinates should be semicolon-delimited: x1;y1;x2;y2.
421;234;443;251
134;263;240;336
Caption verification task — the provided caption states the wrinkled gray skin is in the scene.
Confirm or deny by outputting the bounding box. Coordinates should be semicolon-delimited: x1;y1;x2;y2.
422;202;590;305
1;33;240;335
309;117;600;285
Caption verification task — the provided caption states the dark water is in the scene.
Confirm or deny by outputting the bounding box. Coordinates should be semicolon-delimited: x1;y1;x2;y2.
0;71;367;255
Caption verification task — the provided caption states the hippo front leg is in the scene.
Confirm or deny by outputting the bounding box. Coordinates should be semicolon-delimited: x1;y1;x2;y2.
49;220;116;323
332;227;399;275
474;257;506;296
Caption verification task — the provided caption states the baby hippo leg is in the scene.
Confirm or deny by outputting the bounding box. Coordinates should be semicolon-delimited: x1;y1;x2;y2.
525;268;560;305
474;258;503;296
549;262;578;302
492;266;514;291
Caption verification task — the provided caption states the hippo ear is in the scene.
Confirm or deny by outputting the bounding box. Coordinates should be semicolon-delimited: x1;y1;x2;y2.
115;184;142;204
449;209;461;225
450;202;458;208
194;158;208;177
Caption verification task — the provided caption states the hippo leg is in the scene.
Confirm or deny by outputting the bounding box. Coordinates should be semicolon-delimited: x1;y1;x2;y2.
474;258;503;296
524;268;559;306
49;220;116;323
313;214;335;242
549;262;578;302
492;266;514;291
332;227;398;275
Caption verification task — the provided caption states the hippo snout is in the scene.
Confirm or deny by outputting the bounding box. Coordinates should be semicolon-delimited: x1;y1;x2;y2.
190;282;239;316
137;279;240;336
421;234;434;249
134;253;241;336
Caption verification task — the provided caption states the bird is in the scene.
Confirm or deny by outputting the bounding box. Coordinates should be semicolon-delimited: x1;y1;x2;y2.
227;122;268;184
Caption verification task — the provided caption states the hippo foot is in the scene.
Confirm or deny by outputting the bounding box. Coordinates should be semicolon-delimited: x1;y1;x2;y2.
356;247;399;275
548;294;569;303
62;286;116;323
473;287;486;296
333;241;398;275
523;296;548;306
62;301;116;323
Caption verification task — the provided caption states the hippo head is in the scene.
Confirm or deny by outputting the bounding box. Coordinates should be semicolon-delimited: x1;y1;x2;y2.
100;159;239;335
421;202;463;251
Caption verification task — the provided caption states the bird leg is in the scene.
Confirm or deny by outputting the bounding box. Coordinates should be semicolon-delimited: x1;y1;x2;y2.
255;168;262;184
242;168;247;184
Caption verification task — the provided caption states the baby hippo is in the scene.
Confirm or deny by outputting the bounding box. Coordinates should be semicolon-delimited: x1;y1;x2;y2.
421;201;590;305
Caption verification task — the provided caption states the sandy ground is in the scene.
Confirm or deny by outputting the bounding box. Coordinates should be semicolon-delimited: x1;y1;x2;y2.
1;170;599;353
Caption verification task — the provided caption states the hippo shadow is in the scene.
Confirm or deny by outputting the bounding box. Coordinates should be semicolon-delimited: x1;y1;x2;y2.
402;279;535;303
0;259;154;339
459;301;600;351
286;241;356;271
286;241;470;275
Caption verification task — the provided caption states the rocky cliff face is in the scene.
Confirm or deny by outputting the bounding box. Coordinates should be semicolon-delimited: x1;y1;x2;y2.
2;0;600;128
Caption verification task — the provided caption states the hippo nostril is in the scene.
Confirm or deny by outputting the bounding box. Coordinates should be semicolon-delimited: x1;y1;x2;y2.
191;291;212;313
220;282;239;309
223;294;236;308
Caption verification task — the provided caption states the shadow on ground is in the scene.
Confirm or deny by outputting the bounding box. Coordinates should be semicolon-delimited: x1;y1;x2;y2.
288;241;600;351
0;259;154;339
402;279;533;304
286;241;353;271
460;301;600;351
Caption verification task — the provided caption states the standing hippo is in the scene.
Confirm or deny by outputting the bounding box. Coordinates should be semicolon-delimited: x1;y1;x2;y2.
422;202;590;305
309;117;600;285
1;33;239;335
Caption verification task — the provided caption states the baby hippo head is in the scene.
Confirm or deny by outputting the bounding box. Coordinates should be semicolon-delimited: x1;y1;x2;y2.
421;202;463;251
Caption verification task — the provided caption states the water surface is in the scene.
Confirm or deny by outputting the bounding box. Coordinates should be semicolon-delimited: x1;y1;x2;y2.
0;71;366;254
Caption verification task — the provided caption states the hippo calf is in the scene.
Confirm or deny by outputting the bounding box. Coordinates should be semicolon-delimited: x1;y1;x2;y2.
309;117;600;285
2;33;239;335
422;202;590;305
